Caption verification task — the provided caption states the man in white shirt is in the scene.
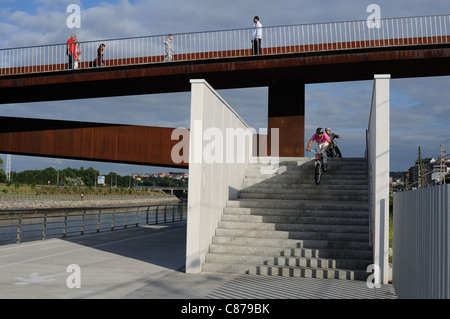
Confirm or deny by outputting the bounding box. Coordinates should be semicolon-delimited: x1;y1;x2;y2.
252;16;262;55
164;34;175;62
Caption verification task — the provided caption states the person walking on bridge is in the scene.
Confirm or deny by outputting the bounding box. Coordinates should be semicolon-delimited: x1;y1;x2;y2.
252;16;262;55
96;43;106;67
67;34;77;69
164;34;175;62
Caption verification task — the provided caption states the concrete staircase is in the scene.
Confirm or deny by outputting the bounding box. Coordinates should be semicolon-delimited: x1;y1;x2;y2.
202;157;373;281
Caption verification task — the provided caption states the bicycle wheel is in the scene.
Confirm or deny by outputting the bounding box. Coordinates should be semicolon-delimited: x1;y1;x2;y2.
335;147;342;158
315;163;321;184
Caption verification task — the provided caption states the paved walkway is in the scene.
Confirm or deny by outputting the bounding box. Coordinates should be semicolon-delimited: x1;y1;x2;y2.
0;221;396;299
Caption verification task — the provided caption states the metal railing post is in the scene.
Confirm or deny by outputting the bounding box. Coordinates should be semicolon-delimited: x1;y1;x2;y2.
63;209;68;238
146;206;150;225
164;205;167;223
111;208;116;230
96;209;102;233
124;207;129;229
135;207;140;227
16;212;23;244
42;211;48;240
81;210;86;235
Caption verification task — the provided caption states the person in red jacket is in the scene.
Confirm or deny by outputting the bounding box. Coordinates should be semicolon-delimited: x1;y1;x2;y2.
67;34;77;69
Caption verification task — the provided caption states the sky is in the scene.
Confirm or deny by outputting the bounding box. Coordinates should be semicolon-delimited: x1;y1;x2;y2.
0;0;449;175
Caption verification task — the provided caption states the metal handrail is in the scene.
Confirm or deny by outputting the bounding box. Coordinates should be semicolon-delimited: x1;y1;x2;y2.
1;14;449;76
0;202;187;245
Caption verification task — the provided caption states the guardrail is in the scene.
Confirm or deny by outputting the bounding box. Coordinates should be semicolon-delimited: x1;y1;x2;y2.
0;202;186;245
1;14;449;76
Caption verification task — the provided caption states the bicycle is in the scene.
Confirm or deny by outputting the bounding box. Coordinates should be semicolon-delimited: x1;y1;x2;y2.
307;149;327;185
326;136;342;158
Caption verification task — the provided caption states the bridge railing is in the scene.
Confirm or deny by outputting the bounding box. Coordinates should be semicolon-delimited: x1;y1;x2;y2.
0;202;187;245
1;14;449;76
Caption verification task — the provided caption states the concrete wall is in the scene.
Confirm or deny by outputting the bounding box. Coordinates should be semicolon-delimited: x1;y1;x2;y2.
393;185;450;298
367;74;390;284
185;79;254;273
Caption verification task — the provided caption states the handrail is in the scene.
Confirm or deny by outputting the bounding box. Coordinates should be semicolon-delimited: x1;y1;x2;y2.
1;14;449;77
0;202;187;245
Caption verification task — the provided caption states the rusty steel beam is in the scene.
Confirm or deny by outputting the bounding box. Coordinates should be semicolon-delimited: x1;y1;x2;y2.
0;117;188;168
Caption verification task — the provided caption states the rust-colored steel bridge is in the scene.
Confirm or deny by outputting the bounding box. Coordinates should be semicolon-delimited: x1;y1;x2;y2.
1;15;450;166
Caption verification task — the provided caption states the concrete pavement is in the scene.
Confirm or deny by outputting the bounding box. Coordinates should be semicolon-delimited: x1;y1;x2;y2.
0;221;396;299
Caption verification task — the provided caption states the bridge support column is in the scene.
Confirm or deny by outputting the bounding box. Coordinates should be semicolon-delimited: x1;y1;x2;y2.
268;84;305;157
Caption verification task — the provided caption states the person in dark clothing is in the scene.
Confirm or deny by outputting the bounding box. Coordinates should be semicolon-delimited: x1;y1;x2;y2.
252;16;262;55
96;43;106;67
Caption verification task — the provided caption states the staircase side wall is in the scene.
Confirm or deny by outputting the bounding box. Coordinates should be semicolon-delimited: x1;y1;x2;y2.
186;79;254;273
368;74;390;284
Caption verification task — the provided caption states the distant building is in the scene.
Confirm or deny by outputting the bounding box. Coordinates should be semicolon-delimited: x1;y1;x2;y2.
408;157;449;188
431;158;450;184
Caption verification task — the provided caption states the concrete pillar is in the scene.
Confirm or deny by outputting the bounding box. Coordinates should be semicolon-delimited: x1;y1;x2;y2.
268;84;305;157
369;74;391;285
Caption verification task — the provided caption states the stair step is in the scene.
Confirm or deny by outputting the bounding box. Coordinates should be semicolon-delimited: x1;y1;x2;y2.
221;214;369;225
239;187;368;195
215;228;370;242
249;264;369;281
223;207;369;218
246;167;367;175
241;182;368;190
243;177;368;185
212;235;372;251
202;262;252;274
238;192;368;201
244;173;368;180
226;199;369;211
282;247;373;260
250;157;366;165
269;256;371;271
218;221;369;233
209;244;373;260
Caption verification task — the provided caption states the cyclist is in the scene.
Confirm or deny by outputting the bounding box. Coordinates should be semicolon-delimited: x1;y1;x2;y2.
325;127;341;141
306;127;332;171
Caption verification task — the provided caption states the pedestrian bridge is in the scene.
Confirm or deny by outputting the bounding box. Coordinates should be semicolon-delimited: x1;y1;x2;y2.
1;14;450;103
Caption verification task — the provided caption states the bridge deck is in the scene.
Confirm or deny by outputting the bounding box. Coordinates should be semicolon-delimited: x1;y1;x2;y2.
1;35;449;76
0;221;396;300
